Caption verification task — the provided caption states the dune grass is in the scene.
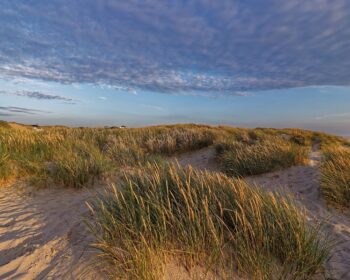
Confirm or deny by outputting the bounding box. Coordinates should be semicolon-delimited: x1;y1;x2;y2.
320;145;350;209
0;124;218;187
216;136;309;177
0;120;11;128
87;163;329;280
0;121;345;189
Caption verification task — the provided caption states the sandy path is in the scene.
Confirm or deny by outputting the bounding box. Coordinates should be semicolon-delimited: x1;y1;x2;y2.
0;184;104;280
176;145;350;279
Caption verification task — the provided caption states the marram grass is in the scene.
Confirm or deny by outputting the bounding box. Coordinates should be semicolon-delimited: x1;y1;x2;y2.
0;121;346;191
87;163;329;280
216;136;309;177
0;124;217;187
320;145;350;209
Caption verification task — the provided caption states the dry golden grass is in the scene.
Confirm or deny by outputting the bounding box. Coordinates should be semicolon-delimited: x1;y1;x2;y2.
320;145;350;209
87;163;329;280
0;122;345;188
0;124;218;187
216;136;309;177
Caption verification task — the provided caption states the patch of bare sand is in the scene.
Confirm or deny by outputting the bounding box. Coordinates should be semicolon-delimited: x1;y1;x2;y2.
0;184;104;280
171;146;220;172
174;144;350;279
163;261;246;280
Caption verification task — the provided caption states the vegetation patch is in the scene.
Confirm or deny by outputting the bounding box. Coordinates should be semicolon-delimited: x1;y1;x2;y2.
216;136;309;177
87;163;329;280
0;124;217;187
0;121;347;188
320;146;350;209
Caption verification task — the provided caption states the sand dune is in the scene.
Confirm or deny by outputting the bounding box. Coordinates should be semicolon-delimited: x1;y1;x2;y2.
1;145;350;279
175;145;350;279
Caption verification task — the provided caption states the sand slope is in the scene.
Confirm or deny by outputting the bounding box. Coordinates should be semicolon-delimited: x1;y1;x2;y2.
0;185;103;280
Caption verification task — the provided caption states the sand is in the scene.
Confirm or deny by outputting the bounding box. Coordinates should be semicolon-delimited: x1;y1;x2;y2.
0;184;104;279
171;146;220;172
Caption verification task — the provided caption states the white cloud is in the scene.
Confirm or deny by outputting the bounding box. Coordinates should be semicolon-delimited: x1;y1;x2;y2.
141;104;165;111
230;91;254;97
315;112;350;120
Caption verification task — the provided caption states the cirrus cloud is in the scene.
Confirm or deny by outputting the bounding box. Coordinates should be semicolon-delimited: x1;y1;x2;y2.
0;106;51;115
0;90;76;103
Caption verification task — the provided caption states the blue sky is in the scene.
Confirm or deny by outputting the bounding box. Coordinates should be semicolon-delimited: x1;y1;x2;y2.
0;1;350;135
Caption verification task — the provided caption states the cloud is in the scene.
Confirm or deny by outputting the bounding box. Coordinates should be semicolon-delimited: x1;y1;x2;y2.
99;96;107;100
0;90;76;103
0;113;13;116
0;106;50;115
140;104;165;111
1;0;350;96
230;91;254;97
315;112;350;120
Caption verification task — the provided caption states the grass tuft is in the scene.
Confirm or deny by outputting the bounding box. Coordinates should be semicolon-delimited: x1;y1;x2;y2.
216;136;309;177
320;146;350;209
87;163;329;280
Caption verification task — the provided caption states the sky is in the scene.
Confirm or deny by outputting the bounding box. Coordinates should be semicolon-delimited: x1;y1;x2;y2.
0;1;350;135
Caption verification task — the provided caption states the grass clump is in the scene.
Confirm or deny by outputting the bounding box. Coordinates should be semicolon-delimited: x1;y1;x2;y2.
0;148;13;183
320;146;350;209
217;136;309;177
0;120;11;128
50;141;110;188
142;125;215;155
88;163;329;280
